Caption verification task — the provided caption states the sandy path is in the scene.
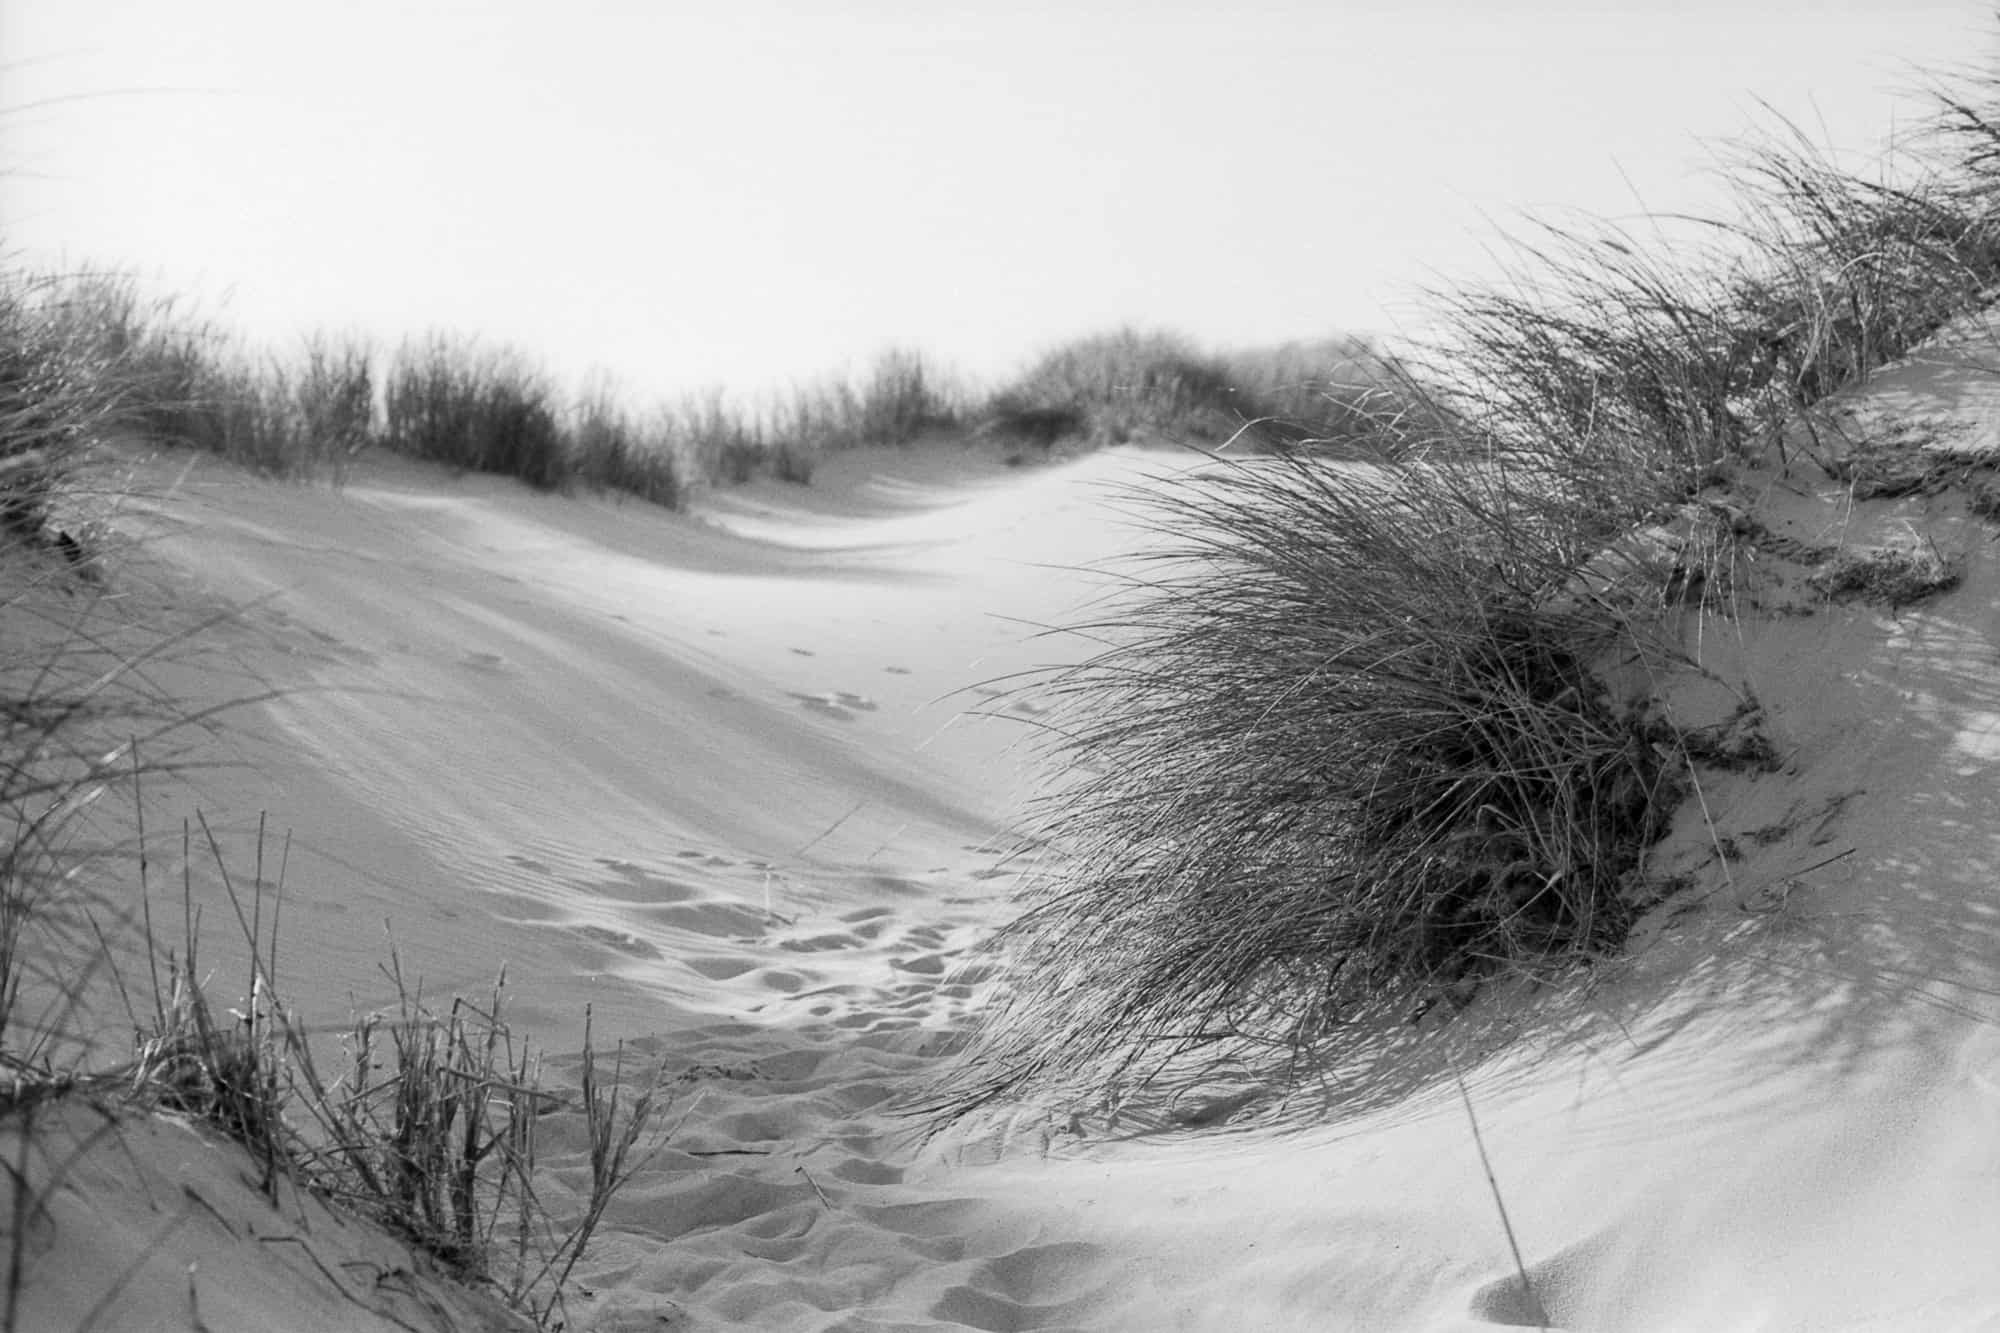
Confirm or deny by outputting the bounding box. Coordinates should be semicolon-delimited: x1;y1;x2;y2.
88;441;1184;1330
103;445;1150;1040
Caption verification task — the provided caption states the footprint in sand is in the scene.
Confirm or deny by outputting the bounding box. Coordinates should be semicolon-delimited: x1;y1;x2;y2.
793;692;855;721
930;1242;1112;1329
459;650;508;674
685;955;760;981
757;969;806;994
1467;1240;1583;1327
829;1157;904;1186
487;892;560;923
841;906;895;924
779;932;863;953
643;899;769;938
572;923;662;960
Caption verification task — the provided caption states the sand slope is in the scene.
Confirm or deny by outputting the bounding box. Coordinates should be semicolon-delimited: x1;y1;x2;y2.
20;328;2000;1332
22;440;1173;1330
0;1099;536;1332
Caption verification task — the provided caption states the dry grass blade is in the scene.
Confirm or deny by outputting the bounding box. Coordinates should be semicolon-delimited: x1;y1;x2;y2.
928;439;1687;1118
530;1006;664;1327
0;263;668;1327
1454;1064;1548;1331
931;62;2000;1121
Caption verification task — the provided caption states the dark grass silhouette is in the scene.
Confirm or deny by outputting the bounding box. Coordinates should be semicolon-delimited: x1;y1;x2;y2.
979;326;1398;455
929;36;2000;1119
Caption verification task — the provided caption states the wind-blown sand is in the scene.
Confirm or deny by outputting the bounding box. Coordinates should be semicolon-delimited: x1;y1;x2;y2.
16;320;2000;1330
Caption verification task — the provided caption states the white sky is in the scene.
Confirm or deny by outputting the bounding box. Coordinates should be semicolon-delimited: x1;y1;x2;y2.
5;1;1996;400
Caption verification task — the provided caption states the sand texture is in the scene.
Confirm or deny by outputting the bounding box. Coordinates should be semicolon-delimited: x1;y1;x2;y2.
13;321;2000;1330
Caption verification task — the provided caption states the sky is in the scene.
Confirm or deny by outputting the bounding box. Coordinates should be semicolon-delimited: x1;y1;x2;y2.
5;1;1998;403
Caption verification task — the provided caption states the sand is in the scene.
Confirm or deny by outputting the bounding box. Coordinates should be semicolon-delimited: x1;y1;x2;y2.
11;321;2000;1331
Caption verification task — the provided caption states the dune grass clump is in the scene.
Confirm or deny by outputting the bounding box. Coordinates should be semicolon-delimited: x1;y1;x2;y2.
981;328;1235;450
0;598;664;1329
769;347;963;455
1720;123;2000;418
0;270;135;544
567;385;694;509
647;349;965;488
1432;221;1748;499
1807;532;1961;605
385;334;570;490
934;288;1736;1111
152;335;376;482
0;269;214;1075
981;326;1394;456
1218;334;1406;449
378;338;961;497
940;52;2000;1115
16;274;378;483
258;932;660;1321
935;444;1683;1112
80;818;664;1326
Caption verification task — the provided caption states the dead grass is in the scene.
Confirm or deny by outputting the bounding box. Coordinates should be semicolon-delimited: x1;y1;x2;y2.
934;30;2000;1119
0;281;666;1329
0;645;666;1330
1807;533;1962;605
928;440;1687;1117
979;326;1400;455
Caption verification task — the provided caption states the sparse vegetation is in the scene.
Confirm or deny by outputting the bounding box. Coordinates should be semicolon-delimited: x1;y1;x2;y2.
15;265;1412;505
19;276;374;484
0;270;129;544
384;333;569;489
23;278;976;504
932;432;1689;1115
0;262;661;1331
931;44;2000;1116
13;22;2000;1316
1808;532;1962;604
978;326;1396;455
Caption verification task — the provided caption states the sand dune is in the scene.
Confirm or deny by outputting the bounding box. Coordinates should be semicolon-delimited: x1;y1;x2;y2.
23;326;2000;1331
93;443;1154;1052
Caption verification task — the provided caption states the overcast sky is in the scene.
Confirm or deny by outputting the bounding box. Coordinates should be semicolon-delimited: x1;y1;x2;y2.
5;1;1995;400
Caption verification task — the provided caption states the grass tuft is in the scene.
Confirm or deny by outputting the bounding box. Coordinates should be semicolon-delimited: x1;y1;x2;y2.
1807;532;1962;605
979;326;1396;455
937;34;2000;1117
0;265;664;1328
931;442;1684;1113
